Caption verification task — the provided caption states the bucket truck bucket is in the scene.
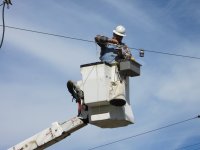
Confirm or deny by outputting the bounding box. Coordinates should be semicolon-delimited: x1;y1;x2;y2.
77;60;141;128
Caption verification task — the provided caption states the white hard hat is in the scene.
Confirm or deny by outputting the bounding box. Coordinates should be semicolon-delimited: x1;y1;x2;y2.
113;25;126;37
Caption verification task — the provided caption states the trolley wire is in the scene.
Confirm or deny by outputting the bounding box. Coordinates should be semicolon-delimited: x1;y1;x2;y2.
0;24;200;60
88;115;200;150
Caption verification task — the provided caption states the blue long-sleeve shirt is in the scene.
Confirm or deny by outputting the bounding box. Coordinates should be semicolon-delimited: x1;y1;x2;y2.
95;35;131;64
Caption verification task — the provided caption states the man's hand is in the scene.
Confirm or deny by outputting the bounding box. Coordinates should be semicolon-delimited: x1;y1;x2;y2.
108;39;119;44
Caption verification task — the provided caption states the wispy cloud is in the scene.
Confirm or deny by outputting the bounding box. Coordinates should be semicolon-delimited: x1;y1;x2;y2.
1;0;200;150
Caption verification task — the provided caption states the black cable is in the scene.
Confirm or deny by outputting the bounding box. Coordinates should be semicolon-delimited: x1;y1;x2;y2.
129;47;200;60
0;2;5;48
88;115;199;150
0;24;200;60
0;25;94;43
175;142;200;150
184;147;200;150
192;148;200;150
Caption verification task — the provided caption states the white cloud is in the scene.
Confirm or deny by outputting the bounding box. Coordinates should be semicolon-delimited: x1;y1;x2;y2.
156;41;200;103
157;64;200;102
101;0;159;31
1;0;200;150
4;29;96;75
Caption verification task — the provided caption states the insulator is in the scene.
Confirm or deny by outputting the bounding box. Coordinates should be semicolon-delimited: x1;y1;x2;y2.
4;0;12;5
139;49;144;57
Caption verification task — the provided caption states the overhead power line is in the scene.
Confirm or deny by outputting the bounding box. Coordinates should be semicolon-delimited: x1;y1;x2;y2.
0;1;6;48
175;142;200;150
1;24;200;60
0;0;12;49
129;47;200;60
88;115;200;150
0;25;94;43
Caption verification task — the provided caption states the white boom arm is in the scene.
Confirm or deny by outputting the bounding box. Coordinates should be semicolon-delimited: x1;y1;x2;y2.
8;117;87;150
8;60;141;150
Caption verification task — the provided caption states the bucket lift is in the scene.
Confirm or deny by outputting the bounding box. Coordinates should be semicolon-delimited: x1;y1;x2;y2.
8;60;141;150
78;60;141;128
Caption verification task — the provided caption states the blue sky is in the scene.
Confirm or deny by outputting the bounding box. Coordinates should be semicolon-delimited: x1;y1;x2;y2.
0;0;200;150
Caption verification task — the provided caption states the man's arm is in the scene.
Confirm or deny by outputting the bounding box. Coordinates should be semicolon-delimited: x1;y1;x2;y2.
95;35;118;47
122;44;135;61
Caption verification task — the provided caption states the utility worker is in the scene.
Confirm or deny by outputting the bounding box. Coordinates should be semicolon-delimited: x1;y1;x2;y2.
95;25;133;64
67;25;134;114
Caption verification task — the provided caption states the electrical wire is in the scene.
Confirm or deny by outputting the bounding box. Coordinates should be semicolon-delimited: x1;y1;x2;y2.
183;147;200;150
0;24;200;60
88;115;200;150
191;148;200;150
175;142;200;150
129;47;200;60
0;2;5;48
0;25;94;43
192;148;200;150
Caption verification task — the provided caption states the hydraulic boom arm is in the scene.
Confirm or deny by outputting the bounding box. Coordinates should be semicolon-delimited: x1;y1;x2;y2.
8;117;87;150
